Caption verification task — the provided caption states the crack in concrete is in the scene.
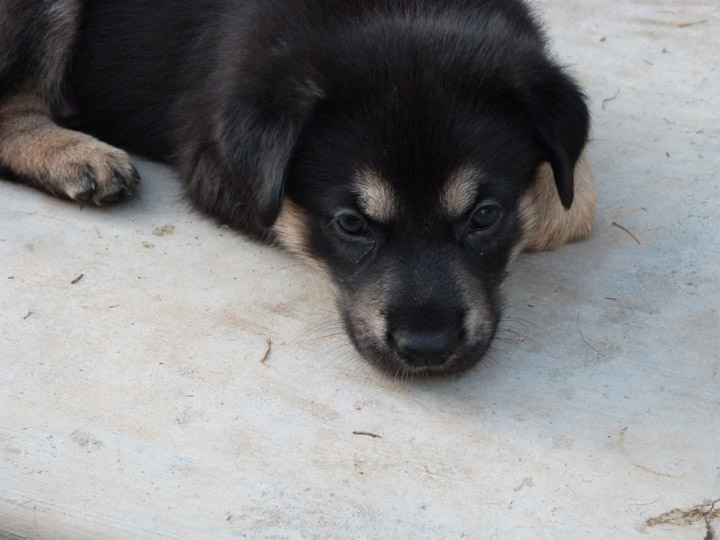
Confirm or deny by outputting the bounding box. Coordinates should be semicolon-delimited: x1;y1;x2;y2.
645;498;720;539
704;499;719;540
618;427;677;478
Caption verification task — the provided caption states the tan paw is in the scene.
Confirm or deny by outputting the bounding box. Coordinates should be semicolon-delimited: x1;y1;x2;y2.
0;98;140;205
47;136;140;204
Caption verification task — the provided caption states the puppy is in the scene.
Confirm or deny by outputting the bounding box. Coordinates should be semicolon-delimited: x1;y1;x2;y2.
0;0;596;375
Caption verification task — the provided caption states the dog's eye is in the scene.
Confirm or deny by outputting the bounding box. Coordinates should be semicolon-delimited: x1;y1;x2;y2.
336;213;370;236
468;204;501;232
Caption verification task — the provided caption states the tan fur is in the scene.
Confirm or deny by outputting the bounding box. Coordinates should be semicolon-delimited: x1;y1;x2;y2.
451;259;493;346
0;95;137;203
273;199;329;273
353;170;397;222
519;152;597;252
349;292;387;353
442;166;480;218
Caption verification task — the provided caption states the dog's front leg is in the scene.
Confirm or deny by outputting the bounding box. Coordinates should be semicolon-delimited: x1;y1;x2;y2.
0;95;139;203
0;0;139;204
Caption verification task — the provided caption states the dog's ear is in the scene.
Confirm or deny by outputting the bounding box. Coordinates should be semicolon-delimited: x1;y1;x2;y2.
520;64;590;209
217;64;323;226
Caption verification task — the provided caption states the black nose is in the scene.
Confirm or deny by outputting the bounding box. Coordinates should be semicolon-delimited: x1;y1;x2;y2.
393;329;459;366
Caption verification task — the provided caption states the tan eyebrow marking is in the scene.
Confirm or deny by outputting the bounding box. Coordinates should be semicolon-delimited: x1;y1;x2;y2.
442;166;481;218
353;170;398;222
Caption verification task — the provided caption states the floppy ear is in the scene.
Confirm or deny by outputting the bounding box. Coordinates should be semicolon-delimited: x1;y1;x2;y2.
216;64;323;226
521;64;590;209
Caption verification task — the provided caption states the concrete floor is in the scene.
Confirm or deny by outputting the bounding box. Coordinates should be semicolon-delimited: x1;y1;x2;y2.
1;0;719;538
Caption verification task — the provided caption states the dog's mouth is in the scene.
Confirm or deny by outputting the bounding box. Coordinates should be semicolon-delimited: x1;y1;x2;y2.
359;335;495;377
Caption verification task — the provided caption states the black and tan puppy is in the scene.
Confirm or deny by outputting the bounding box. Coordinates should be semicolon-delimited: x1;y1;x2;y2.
0;0;596;375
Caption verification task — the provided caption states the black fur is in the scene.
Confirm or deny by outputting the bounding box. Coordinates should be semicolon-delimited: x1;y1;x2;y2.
1;0;590;375
0;0;77;101
63;0;588;238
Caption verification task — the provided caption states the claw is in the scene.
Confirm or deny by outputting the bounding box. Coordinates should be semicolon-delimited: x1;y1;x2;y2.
75;178;97;201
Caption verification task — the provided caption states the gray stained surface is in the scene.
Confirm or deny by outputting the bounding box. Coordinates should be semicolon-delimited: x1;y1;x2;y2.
1;0;719;538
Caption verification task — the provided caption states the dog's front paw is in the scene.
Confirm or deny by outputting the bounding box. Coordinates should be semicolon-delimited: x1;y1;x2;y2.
57;139;140;204
0;110;140;205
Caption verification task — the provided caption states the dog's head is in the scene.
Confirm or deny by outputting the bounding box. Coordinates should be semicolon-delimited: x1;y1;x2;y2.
220;19;589;375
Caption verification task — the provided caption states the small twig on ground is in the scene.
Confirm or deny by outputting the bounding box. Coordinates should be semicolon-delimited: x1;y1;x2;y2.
71;273;84;284
612;222;642;245
23;310;33;320
602;89;620;110
260;338;272;363
677;19;707;28
353;431;383;439
576;311;605;357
